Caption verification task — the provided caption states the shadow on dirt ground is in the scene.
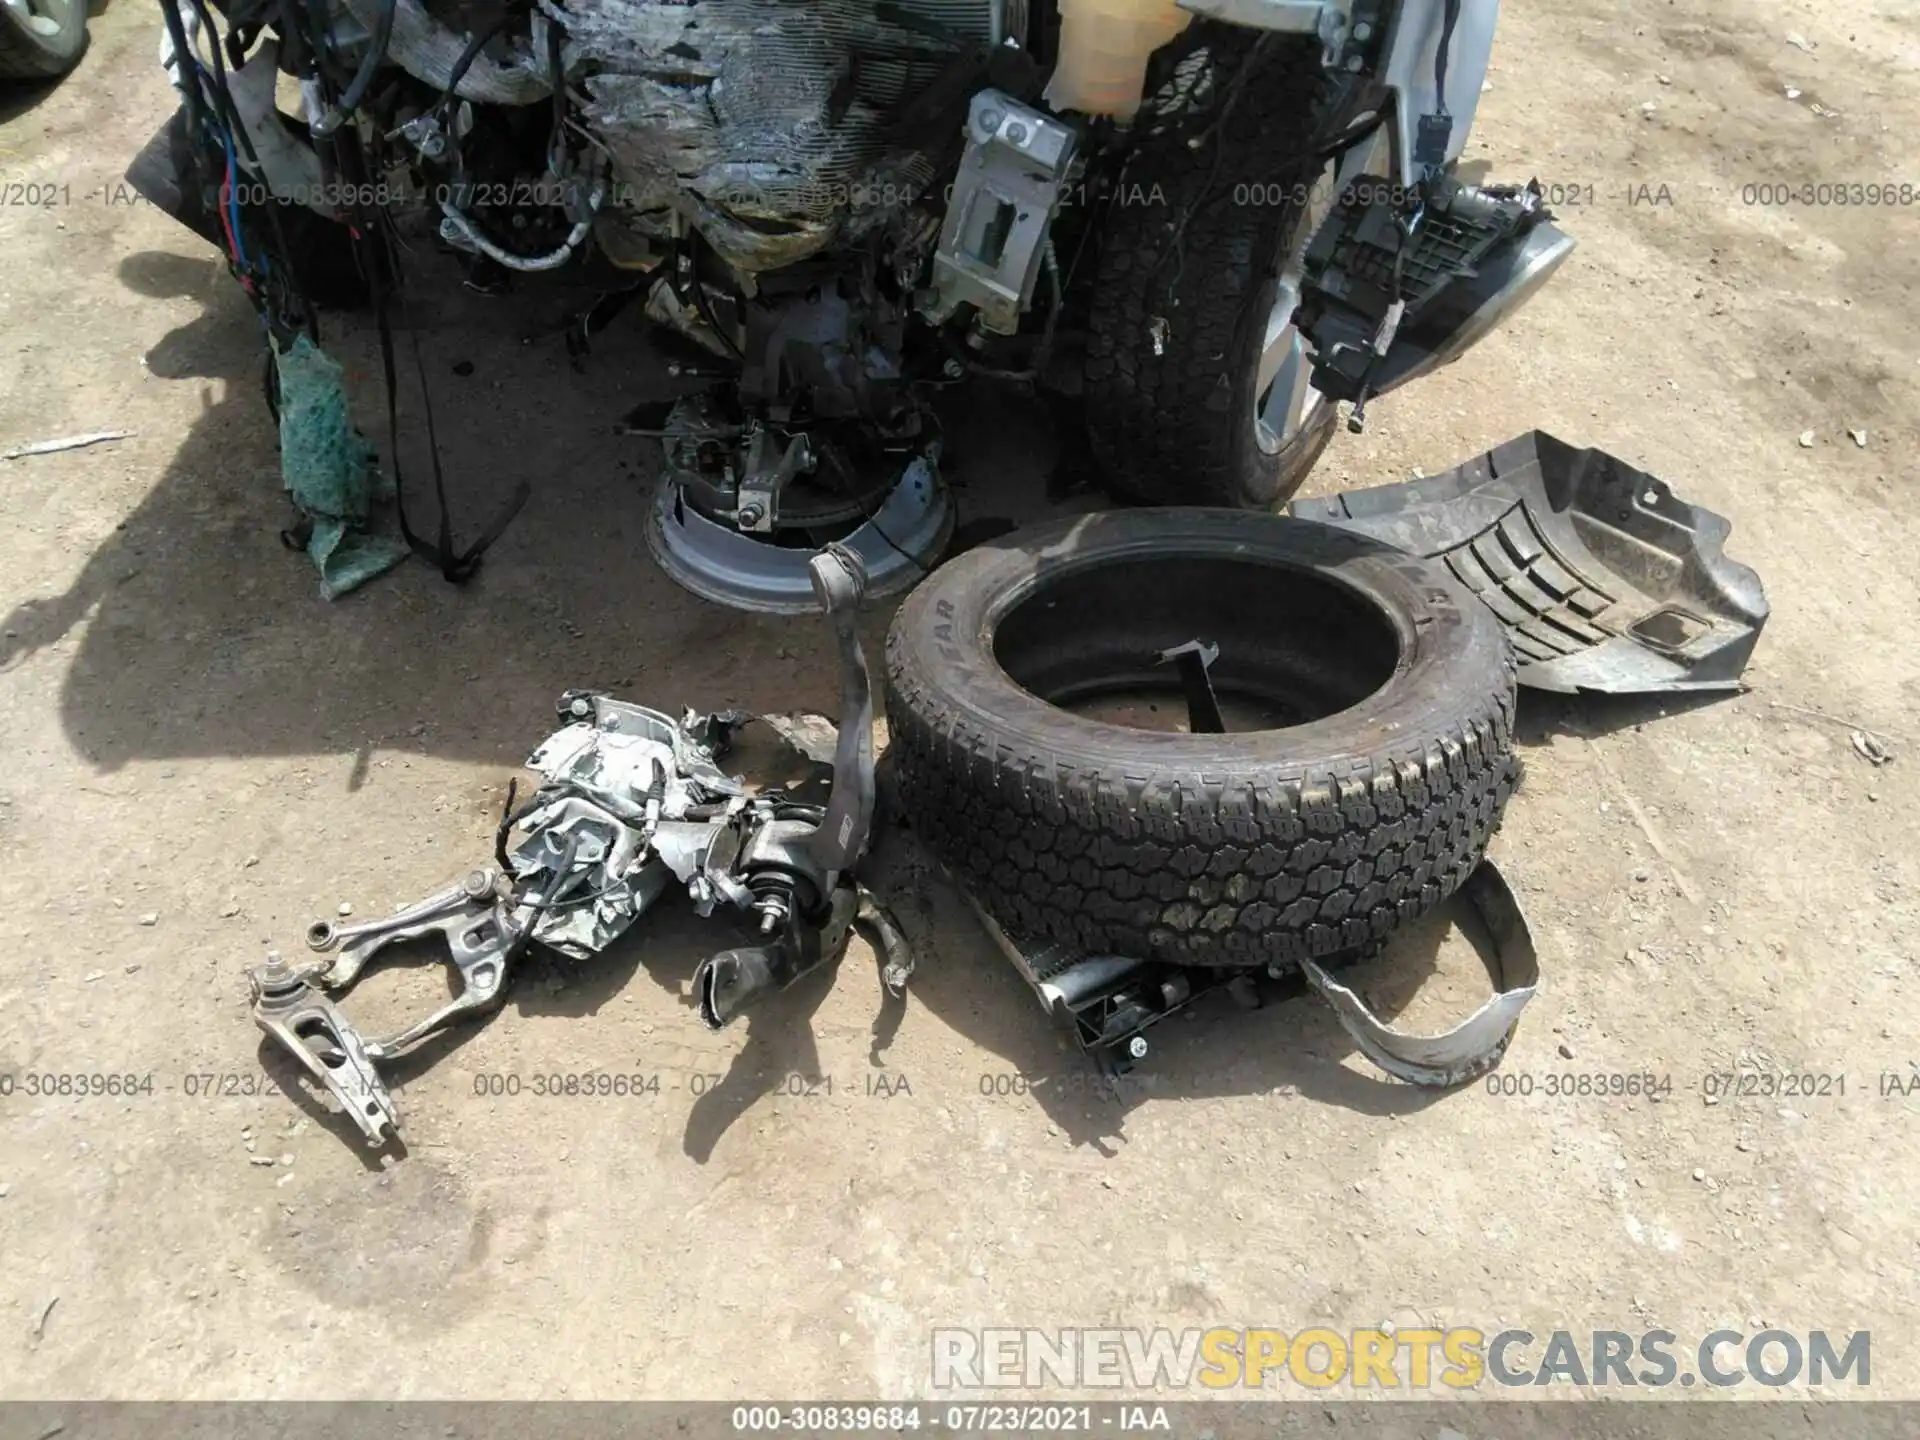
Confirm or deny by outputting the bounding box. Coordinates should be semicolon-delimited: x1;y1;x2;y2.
0;252;1062;768
1516;687;1740;746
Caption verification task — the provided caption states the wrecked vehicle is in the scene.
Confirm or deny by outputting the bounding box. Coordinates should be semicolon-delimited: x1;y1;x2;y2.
135;0;1573;607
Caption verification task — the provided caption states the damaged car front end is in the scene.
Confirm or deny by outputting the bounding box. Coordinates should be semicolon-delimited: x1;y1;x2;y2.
132;0;1573;607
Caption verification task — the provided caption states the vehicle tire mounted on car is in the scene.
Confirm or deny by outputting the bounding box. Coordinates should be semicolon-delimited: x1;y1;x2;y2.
1082;28;1338;510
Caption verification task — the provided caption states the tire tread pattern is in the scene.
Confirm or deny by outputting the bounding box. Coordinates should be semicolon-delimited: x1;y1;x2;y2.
887;639;1519;969
1081;32;1324;507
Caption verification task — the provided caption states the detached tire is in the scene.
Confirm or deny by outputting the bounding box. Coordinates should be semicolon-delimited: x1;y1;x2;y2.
885;510;1519;968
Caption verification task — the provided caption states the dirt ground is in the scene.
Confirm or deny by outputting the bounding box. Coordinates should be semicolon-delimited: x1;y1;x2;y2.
1;0;1916;1409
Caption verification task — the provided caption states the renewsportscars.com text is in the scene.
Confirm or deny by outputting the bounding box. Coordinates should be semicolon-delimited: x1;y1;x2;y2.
931;1326;1870;1391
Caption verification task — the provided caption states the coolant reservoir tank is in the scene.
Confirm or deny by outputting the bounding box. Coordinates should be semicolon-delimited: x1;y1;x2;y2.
1044;0;1193;119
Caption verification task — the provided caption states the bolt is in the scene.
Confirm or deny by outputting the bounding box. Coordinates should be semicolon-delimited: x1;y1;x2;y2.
438;216;462;244
738;504;765;529
1127;1036;1149;1060
980;107;1005;133
1005;121;1028;145
1346;54;1365;71
942;358;966;379
1352;20;1372;40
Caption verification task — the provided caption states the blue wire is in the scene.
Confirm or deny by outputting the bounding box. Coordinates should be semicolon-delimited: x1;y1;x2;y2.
183;49;256;274
223;131;251;271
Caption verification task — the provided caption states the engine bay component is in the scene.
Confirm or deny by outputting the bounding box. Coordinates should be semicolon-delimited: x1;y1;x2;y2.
512;693;746;954
639;247;954;611
437;169;608;272
1044;0;1191;118
1294;176;1574;421
921;90;1078;334
248;550;907;1146
332;0;552;105
553;0;1011;271
647;450;952;614
1288;431;1769;693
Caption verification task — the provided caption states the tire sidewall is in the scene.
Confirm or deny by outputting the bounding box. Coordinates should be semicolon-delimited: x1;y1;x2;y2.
1;0;87;71
889;509;1511;782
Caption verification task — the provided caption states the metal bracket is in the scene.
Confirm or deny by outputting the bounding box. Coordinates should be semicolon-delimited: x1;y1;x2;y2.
1155;639;1225;735
298;867;524;1061
921;90;1077;335
735;426;815;534
796;548;875;880
249;960;401;1146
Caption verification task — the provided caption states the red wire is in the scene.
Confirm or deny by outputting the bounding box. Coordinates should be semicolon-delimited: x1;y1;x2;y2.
218;161;253;294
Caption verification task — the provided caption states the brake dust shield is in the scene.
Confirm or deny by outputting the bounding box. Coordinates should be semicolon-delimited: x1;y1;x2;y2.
1290;430;1768;694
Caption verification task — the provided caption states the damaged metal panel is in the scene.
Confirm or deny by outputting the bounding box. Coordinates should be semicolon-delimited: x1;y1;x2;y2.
555;0;997;269
1289;431;1769;694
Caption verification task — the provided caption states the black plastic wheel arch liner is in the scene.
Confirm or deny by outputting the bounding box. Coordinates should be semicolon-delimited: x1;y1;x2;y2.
1289;431;1768;694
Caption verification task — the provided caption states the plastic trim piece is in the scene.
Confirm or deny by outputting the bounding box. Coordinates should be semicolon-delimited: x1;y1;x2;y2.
1290;430;1768;694
1302;858;1537;1088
